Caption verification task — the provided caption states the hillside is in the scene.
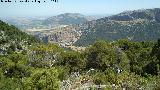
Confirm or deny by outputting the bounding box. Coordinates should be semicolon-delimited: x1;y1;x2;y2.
74;8;160;46
0;15;160;90
0;20;38;55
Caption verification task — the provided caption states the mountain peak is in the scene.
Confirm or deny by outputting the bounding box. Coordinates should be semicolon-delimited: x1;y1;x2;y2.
43;13;88;27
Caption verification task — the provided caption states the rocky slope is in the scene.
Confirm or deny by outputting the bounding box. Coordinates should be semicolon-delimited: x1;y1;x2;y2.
0;20;38;55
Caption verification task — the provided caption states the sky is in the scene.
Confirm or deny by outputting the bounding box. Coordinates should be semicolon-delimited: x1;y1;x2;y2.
0;0;160;17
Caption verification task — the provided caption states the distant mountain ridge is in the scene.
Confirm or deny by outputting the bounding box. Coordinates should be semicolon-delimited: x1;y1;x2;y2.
105;8;160;22
1;13;92;30
0;16;47;30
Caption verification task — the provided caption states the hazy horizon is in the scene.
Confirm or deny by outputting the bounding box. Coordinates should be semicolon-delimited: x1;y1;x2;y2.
0;13;113;18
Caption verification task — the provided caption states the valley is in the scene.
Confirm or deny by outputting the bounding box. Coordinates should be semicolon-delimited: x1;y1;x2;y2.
0;8;160;90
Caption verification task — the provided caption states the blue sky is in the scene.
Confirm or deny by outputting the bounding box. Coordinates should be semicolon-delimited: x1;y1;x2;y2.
0;0;160;17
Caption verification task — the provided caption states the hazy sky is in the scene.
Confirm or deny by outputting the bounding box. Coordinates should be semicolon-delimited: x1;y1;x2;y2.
0;0;160;17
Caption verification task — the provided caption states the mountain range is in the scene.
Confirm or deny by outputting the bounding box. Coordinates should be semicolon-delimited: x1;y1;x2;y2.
34;8;160;46
0;13;97;30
